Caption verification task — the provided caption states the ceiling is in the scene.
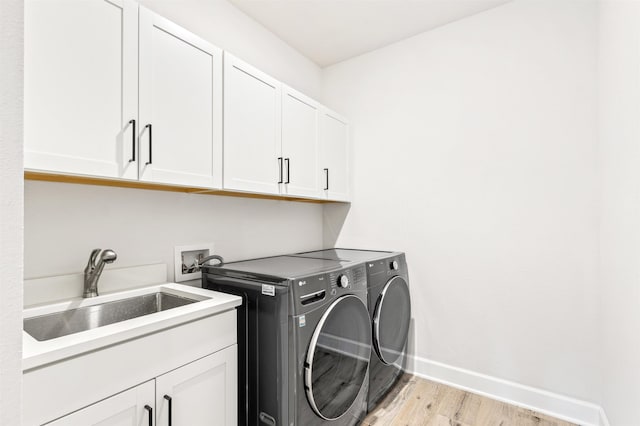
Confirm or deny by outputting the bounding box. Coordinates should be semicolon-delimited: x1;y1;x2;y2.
229;0;512;67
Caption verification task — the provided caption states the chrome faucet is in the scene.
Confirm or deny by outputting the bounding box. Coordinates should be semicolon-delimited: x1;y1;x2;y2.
83;248;117;298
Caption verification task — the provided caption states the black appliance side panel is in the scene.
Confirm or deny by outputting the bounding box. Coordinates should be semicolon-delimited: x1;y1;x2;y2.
203;273;289;426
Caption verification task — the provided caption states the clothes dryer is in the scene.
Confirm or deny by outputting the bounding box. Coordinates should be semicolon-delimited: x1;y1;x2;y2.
294;249;412;411
201;255;370;426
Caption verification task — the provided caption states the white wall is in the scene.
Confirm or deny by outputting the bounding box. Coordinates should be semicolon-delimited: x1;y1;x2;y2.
23;0;325;284
0;0;24;423
138;0;323;99
598;1;640;424
25;181;323;280
323;0;601;405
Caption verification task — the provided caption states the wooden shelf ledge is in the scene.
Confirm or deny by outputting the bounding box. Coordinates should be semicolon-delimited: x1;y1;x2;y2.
24;171;346;204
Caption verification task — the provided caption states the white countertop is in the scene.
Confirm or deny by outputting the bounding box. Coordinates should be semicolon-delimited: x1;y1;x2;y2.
23;283;242;371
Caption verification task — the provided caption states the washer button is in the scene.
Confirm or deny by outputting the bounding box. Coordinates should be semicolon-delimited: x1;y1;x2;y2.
390;260;399;271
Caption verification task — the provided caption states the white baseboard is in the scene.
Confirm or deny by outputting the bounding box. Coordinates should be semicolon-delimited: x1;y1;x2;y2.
405;355;604;426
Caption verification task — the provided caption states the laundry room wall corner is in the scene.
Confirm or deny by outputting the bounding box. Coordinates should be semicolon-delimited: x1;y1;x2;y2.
321;0;600;419
322;203;351;248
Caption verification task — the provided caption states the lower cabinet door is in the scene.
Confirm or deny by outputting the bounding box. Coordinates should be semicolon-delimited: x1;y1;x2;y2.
46;381;154;426
156;345;237;426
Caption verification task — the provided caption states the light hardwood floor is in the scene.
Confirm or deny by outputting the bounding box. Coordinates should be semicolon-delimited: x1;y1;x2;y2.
362;375;578;426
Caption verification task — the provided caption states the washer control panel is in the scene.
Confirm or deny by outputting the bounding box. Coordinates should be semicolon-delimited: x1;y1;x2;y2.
328;265;366;292
293;264;367;314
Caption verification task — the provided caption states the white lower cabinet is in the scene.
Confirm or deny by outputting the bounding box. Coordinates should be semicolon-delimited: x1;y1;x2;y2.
47;381;155;426
156;346;237;426
25;310;238;426
46;347;237;426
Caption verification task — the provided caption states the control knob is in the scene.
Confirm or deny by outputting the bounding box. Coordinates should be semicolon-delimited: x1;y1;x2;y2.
337;274;349;288
390;260;399;271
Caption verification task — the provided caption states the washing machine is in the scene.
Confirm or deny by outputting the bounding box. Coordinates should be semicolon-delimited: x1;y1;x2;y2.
201;255;371;426
294;249;412;411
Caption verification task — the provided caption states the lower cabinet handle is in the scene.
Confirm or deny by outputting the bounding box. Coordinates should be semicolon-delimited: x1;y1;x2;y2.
324;168;329;190
277;157;283;183
145;124;153;165
164;395;172;426
129;119;136;163
285;158;290;184
144;404;152;426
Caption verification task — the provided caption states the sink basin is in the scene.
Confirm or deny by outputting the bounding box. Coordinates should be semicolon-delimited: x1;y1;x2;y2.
22;283;242;373
24;291;198;341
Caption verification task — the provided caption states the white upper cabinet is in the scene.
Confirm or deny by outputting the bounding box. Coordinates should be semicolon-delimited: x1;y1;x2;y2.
281;86;321;199
138;7;223;188
223;57;327;199
223;53;282;195
25;2;350;201
320;109;350;201
24;0;139;179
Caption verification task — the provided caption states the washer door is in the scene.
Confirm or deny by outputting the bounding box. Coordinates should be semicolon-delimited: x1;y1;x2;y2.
373;276;411;365
305;295;371;421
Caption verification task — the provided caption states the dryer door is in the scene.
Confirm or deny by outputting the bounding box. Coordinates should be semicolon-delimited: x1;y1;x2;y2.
304;295;371;421
373;276;411;365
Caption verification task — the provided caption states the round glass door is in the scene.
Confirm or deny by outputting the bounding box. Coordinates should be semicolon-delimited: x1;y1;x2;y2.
373;276;411;365
304;295;371;420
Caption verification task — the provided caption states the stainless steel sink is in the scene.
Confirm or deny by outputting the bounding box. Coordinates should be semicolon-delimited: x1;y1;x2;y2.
24;292;198;341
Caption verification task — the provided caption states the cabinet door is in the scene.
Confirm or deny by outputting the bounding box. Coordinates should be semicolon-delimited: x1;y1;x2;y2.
223;53;282;195
281;86;321;198
24;0;138;179
46;381;154;426
156;345;237;426
320;109;350;201
138;7;223;189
